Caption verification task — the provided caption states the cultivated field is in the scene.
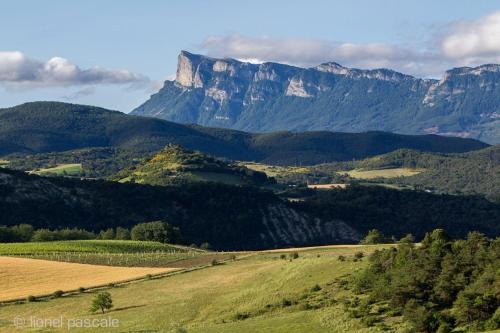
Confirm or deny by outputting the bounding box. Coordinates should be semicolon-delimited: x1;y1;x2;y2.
241;162;309;177
0;257;175;301
29;163;83;176
346;167;423;179
0;240;229;267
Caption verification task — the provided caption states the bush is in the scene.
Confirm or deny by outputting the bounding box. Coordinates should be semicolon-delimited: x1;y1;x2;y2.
200;242;212;250
280;254;286;259
0;224;34;242
338;255;346;261
211;259;219;266
27;295;36;302
115;227;131;240
359;229;389;244
311;284;322;292
78;287;86;293
32;228;95;242
290;252;299;259
99;228;115;240
233;312;250;321
281;298;292;307
52;290;64;298
354;252;364;259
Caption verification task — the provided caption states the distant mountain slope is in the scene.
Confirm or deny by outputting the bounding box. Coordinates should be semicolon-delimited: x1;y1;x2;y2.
316;145;500;200
0;101;254;160
132;51;500;144
0;102;488;171
0;168;499;249
112;144;273;186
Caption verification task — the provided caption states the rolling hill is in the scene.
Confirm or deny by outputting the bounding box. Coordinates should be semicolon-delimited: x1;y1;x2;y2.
0;102;489;176
112;144;273;186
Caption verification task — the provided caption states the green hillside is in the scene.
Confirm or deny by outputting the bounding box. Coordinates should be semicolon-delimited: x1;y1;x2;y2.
112;145;273;186
313;146;500;200
0;102;489;176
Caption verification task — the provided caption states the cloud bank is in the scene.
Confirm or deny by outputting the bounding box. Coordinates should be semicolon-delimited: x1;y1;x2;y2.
201;10;500;77
0;51;149;89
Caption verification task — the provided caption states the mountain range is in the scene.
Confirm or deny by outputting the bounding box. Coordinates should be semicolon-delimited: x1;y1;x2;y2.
132;51;500;144
0;102;488;167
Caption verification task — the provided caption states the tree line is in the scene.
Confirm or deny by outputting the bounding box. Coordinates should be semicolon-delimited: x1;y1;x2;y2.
0;221;181;244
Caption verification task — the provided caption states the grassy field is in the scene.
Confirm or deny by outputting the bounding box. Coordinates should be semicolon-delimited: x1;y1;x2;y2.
346;168;423;179
30;163;83;176
0;245;409;333
0;240;233;268
241;162;309;177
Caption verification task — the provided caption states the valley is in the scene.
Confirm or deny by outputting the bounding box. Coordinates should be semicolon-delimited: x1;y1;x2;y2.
1;3;500;332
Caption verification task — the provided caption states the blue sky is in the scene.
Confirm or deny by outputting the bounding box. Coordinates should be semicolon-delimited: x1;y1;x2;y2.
1;0;499;112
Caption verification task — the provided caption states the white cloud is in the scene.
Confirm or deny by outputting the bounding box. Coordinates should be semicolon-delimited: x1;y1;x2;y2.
0;51;149;88
441;10;500;64
201;10;500;78
201;35;444;77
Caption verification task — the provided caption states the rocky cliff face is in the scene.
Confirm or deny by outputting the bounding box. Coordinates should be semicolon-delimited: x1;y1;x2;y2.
132;51;500;144
0;168;361;249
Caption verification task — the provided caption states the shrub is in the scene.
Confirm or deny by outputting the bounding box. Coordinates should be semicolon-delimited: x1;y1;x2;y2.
281;298;292;307
115;227;131;240
211;259;219;266
78;287;86;293
311;284;322;292
52;290;64;298
338;255;346;261
290;252;299;259
359;229;389;244
280;254;286;259
354;252;364;259
200;242;212;250
233;312;250;321
27;295;36;302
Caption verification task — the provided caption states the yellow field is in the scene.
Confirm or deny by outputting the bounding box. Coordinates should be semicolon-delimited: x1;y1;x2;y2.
346;167;423;179
0;257;177;301
0;159;9;166
30;163;83;176
241;162;309;177
307;183;347;190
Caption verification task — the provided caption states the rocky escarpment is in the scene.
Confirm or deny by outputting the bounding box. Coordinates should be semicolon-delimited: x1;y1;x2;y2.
133;51;500;144
0;168;361;250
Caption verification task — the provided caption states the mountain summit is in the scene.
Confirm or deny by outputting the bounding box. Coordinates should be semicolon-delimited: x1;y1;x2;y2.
132;51;500;144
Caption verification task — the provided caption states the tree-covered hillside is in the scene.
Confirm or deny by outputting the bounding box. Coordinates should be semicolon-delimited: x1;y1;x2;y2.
0;168;499;249
314;146;500;200
0;102;489;171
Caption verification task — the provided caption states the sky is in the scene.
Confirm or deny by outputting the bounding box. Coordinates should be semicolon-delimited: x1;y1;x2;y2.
1;0;500;112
